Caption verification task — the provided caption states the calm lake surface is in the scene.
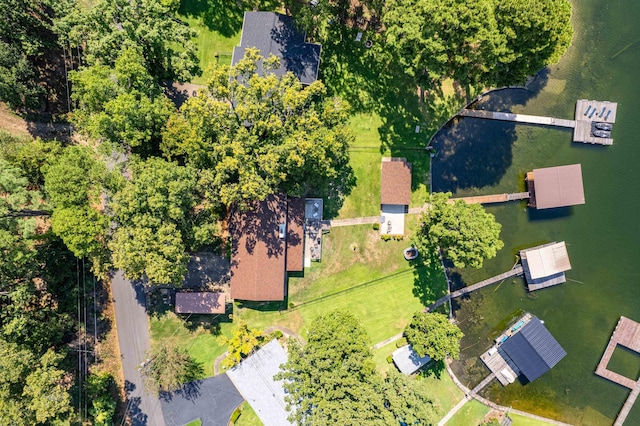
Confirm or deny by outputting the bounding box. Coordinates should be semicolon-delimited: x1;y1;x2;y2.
431;0;640;423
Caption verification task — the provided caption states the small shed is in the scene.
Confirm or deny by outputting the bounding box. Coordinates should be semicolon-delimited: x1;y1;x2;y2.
527;164;585;209
520;242;572;291
498;317;567;383
392;345;431;375
175;292;225;314
380;158;412;236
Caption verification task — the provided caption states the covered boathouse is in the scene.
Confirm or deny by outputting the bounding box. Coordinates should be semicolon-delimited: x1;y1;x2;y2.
526;164;585;209
481;314;567;386
520;242;572;291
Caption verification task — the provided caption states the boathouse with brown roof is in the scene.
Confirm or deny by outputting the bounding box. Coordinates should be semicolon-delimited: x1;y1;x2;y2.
526;164;585;209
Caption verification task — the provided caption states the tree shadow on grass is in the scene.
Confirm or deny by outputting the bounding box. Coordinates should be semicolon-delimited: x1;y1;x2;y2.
418;359;446;380
411;247;448;307
179;0;282;36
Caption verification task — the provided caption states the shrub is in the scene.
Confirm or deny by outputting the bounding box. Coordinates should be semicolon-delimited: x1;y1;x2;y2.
230;407;242;423
381;234;392;241
396;338;408;348
270;330;284;340
386;355;393;363
372;222;379;230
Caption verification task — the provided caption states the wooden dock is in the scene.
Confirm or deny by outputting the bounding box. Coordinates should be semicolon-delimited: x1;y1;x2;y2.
573;99;617;145
594;316;640;425
458;109;576;128
457;99;618;146
450;192;530;205
426;265;524;312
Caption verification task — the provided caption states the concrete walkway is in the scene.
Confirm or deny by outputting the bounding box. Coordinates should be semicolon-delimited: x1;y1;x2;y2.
371;333;404;350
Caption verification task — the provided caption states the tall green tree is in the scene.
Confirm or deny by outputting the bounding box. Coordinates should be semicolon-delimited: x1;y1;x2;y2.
492;0;573;85
381;369;440;425
277;311;393;425
60;0;199;81
162;49;354;209
415;192;503;269
404;312;463;361
44;146;110;263
143;342;203;393
219;321;264;368
0;339;72;425
69;48;175;153
109;157;218;284
0;0;69;109
383;0;572;89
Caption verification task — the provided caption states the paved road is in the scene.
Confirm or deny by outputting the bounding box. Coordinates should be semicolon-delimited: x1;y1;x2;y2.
112;270;166;426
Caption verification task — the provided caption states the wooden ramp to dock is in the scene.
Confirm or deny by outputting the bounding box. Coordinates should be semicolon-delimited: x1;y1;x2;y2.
594;316;640;426
450;192;530;205
426;265;524;312
458;109;576;128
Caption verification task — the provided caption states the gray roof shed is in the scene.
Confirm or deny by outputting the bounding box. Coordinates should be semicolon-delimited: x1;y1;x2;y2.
392;345;431;375
498;316;566;383
232;12;321;85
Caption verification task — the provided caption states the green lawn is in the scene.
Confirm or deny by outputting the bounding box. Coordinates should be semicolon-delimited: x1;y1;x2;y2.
237;259;442;344
509;413;561;426
288;221;417;304
178;0;282;85
234;401;264;426
149;312;234;378
446;399;491;426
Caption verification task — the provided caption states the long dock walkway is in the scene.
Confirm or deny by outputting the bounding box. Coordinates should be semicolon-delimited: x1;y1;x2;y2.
595;316;640;426
458;109;576;128
450;192;530;205
426;265;524;312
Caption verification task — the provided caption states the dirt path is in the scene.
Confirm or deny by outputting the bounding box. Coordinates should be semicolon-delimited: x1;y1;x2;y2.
0;103;85;143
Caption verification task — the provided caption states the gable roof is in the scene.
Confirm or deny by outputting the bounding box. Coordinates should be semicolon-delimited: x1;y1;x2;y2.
227;340;292;426
230;194;287;301
532;164;585;209
521;242;571;279
498;317;566;383
175;292;225;314
392;345;431;375
232;12;321;85
286;197;304;272
381;158;412;205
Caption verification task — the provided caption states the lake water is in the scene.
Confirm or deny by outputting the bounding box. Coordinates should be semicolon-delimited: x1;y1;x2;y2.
431;0;640;423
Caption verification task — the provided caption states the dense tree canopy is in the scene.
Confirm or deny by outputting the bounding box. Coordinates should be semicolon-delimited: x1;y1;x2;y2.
415;192;503;269
0;0;67;109
383;0;573;88
69;48;175;153
109;157;218;284
59;0;199;81
0;340;72;425
277;311;439;425
405;312;464;361
162;49;354;208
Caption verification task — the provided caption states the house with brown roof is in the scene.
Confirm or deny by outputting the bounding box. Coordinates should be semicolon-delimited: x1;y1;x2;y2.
229;194;304;302
380;158;412;236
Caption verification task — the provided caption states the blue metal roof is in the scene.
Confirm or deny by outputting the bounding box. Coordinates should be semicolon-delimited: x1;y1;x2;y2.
498;316;567;383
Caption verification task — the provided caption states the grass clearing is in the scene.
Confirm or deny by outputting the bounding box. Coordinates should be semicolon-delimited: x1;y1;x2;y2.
446;399;491;426
288;221;416;303
233;401;264;426
149;312;234;378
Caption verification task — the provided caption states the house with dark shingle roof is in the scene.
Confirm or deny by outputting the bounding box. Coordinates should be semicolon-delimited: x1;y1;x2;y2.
231;12;321;85
229;194;305;302
380;157;412;236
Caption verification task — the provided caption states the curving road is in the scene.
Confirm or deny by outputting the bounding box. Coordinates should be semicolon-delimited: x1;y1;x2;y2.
111;270;165;426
